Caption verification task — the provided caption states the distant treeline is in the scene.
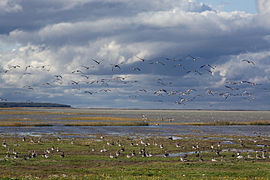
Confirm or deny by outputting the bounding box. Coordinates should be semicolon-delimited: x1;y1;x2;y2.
0;102;71;108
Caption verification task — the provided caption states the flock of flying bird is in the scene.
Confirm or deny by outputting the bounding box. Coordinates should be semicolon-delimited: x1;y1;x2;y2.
0;55;259;107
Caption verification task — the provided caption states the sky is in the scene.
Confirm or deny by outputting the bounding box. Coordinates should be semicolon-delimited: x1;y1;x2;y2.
198;0;257;13
0;0;270;110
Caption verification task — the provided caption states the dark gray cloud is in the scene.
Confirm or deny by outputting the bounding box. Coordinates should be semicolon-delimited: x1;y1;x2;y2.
0;0;269;109
0;0;211;34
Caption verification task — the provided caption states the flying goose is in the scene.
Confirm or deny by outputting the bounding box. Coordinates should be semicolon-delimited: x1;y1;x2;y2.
242;59;255;65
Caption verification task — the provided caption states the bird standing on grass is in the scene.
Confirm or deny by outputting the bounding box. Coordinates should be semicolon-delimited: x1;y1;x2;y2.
61;152;65;158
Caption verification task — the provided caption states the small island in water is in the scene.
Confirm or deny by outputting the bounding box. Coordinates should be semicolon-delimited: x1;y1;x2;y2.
0;102;71;108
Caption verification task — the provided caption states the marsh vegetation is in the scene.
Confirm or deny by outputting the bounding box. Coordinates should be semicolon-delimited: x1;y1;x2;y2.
0;108;270;179
0;134;270;179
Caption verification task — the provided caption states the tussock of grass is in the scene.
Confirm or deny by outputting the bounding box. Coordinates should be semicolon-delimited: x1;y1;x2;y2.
64;121;149;126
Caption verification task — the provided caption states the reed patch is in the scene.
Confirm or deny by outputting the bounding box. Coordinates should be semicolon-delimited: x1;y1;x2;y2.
64;121;149;126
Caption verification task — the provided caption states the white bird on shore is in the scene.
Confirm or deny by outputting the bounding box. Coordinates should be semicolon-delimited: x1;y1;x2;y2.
180;157;188;162
110;153;114;159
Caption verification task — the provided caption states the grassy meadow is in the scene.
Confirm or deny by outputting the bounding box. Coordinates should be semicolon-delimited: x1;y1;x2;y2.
0;108;270;179
0;134;270;179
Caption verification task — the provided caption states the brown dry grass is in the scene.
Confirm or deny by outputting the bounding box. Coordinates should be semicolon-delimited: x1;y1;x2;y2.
0;121;53;126
58;116;154;121
64;121;149;126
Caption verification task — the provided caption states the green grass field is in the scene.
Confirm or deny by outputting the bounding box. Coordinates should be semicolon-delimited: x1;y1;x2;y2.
0;134;270;179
